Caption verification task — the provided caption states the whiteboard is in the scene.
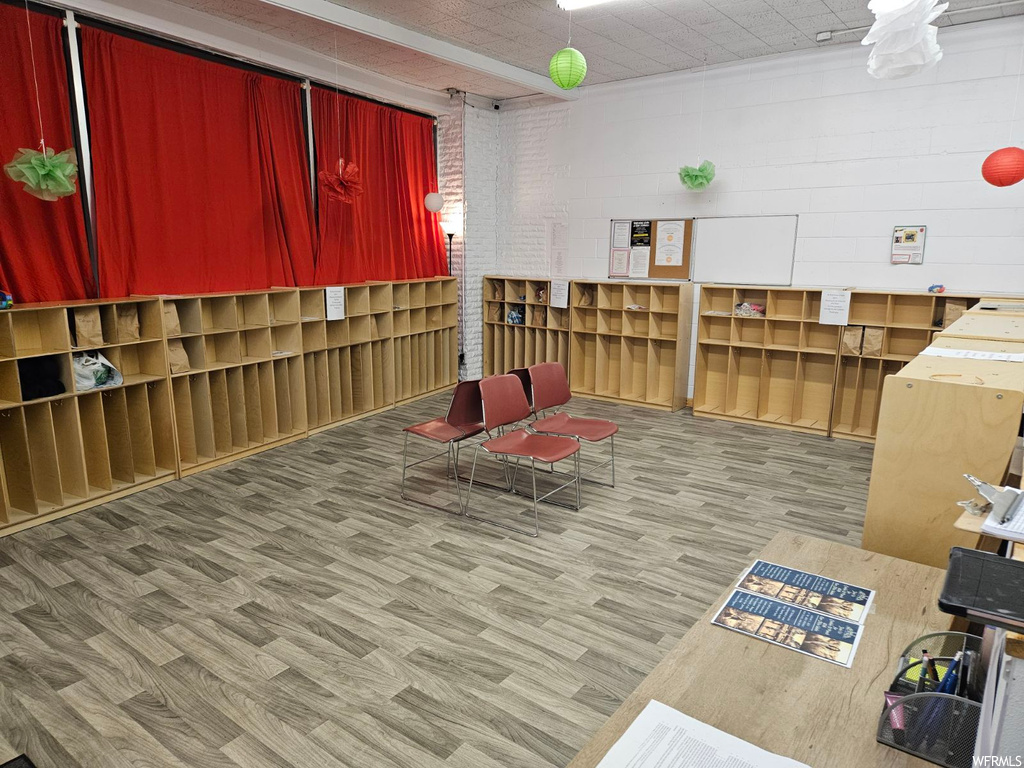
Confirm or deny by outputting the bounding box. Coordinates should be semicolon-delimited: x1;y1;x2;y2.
691;215;797;285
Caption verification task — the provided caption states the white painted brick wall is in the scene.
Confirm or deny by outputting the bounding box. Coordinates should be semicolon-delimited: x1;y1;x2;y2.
436;98;466;377
457;18;1024;377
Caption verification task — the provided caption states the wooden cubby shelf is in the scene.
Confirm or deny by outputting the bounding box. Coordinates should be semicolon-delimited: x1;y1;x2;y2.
694;285;1010;440
483;276;570;377
568;280;693;411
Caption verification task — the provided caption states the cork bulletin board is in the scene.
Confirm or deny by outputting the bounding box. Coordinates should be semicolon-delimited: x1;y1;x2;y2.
608;219;693;280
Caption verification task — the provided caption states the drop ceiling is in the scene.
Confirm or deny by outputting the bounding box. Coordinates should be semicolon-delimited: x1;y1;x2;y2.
164;0;1024;99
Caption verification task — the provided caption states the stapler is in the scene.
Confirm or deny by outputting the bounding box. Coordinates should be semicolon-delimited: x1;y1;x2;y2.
960;474;1024;524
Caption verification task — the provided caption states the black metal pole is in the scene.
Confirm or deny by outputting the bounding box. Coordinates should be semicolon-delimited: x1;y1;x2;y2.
447;232;454;276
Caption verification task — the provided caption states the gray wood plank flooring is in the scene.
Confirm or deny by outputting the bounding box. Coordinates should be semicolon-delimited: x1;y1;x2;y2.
0;396;873;767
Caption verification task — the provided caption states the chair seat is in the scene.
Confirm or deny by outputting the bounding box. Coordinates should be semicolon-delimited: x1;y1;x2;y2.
533;412;618;442
482;429;580;463
404;418;483;443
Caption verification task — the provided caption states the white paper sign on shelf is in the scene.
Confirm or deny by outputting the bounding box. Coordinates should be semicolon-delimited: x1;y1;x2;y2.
629;247;650;279
325;287;346;320
550;279;569;309
819;290;851;326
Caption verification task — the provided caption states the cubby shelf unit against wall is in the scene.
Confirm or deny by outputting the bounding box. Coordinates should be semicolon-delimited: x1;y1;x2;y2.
0;277;459;537
0;298;175;531
694;285;994;440
483;277;570;376
571;281;693;411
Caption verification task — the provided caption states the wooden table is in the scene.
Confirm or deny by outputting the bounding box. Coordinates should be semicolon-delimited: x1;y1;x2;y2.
567;532;948;768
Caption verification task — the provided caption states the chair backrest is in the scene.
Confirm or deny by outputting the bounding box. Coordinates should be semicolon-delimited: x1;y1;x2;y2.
445;379;483;429
507;368;533;408
528;362;571;413
479;374;531;432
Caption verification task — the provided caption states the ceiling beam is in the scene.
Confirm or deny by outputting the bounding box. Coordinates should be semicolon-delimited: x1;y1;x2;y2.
257;0;577;101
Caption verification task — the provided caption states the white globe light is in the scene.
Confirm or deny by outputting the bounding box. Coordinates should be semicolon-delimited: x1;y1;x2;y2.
424;192;444;212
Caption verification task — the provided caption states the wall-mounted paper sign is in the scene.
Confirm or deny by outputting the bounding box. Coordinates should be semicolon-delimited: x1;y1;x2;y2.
819;289;851;326
631;220;652;247
891;225;926;265
326;287;346;320
655;220;686;266
609;248;630;278
629;247;650;278
612;221;630;249
550;279;569;309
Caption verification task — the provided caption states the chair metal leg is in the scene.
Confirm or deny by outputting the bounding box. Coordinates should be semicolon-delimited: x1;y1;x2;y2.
400;431;410;498
464;447;542;538
400;433;464;516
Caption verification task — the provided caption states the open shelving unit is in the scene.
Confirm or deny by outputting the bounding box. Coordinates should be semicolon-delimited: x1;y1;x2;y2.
162;290;308;474
392;277;458;405
694;285;999;440
0;298;175;533
482;276;569;376
569;280;693;411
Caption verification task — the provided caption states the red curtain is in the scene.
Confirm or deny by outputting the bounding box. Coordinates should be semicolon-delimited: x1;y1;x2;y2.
81;26;315;297
312;87;446;284
0;4;93;302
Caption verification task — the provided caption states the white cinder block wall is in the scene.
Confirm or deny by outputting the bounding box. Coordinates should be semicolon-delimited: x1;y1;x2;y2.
457;18;1024;378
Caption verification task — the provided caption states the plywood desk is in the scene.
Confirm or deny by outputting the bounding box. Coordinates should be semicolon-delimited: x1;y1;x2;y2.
567;532;946;768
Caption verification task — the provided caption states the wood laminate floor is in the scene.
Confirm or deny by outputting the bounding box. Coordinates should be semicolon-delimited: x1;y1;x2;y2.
0;395;874;768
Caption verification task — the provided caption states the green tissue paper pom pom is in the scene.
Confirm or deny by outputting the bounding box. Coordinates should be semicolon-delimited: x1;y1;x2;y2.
4;147;79;201
679;160;716;191
549;47;587;90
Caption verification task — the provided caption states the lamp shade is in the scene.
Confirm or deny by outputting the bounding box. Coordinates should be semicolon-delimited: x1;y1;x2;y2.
424;192;444;212
549;47;587;90
982;147;1024;187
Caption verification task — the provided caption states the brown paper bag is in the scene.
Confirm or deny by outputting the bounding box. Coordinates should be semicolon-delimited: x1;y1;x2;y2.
73;307;104;348
943;298;968;328
166;339;190;374
116;304;140;342
841;326;864;356
162;302;181;337
862;327;884;357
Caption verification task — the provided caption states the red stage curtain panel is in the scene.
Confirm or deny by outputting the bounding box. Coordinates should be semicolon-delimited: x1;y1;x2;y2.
81;26;315;296
312;87;446;284
0;4;93;302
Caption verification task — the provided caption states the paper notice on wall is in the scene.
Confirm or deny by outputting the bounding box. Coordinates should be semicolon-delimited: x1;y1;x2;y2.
548;220;569;276
609;248;630;278
325;287;346;320
891;225;926;265
595;700;808;768
818;290;851;326
629;247;650;278
655;220;686;266
612;220;630;249
550;279;569;309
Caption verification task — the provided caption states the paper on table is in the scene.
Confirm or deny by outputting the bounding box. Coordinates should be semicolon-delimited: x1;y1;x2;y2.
920;346;1024;363
595;700;809;768
325;287;346;320
735;560;875;623
629;247;650;278
550;279;569;309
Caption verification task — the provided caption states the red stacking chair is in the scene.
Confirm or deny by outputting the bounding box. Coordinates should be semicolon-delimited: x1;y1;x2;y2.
465;374;581;537
400;379;484;514
528;362;618;487
507;367;533;409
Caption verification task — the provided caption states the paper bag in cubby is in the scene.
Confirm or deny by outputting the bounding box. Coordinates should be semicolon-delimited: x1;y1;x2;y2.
167;339;190;373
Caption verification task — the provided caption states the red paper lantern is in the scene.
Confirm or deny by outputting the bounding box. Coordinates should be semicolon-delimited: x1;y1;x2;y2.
982;147;1024;187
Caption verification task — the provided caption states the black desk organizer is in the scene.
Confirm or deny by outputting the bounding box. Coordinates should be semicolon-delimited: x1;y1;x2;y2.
877;632;983;768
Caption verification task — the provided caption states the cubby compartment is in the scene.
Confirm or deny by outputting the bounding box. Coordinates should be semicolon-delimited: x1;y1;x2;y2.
0;408;37;517
24;402;63;508
343;286;369;317
124;383;158;477
619;337;648;401
574;283;596;308
424;281;442;307
238;293;271;328
393;282;411;309
0;315;15;358
371;311;393;340
179;336;206;371
791;352;835;430
204;331;242;369
766;320;801;350
768;290;805;320
651;287;680;314
164;298;202;336
504;279;526;305
803;323;840;354
623;311;650;338
208;369;232;457
700;286;734;315
224;367;249;449
646;340;677;406
573;307;597;333
624;285;651;311
595;334;621;397
597;283;624;310
110;340;166;383
441;279;457;305
849;293;890;325
270;291;300;325
302;321;327;352
408;282;426;309
409;308;427;335
369;284;393;313
101;388;135;487
304;351;331;429
832;357;884;439
0;360;21;407
527;305;547;328
392;310;410;337
548;306;569;330
425;306;443;332
694;344;730;414
725;347;763;419
597;309;622;335
299;289;326;322
442;304;457;328
257;362;279;441
11;308;70;356
70;306;105;349
570;332;597;394
649;313;678;341
327;319;350;347
885;327;931;360
350;315;372;344
77;393;112;495
145;380;176;473
757;351;798;424
17;353;73;401
733;288;767;313
700;315;732;343
271;324;301;356
201;296;238;333
242;364;265;445
890;294;936;328
240;327;271;362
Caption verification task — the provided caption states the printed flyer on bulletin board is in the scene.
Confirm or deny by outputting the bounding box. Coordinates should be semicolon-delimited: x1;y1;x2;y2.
712;591;864;667
736;560;875;623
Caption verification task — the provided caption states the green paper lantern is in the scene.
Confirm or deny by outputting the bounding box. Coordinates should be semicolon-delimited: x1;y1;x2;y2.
4;146;78;201
549;47;587;90
679;160;716;191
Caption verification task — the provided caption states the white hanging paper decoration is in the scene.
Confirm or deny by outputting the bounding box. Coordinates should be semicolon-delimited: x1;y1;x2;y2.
862;0;947;80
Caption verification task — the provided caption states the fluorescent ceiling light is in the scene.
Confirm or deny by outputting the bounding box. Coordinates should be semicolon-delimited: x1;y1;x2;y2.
556;0;619;10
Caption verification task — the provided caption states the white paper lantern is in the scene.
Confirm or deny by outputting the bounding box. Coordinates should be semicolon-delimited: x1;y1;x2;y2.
424;192;444;212
862;0;947;80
